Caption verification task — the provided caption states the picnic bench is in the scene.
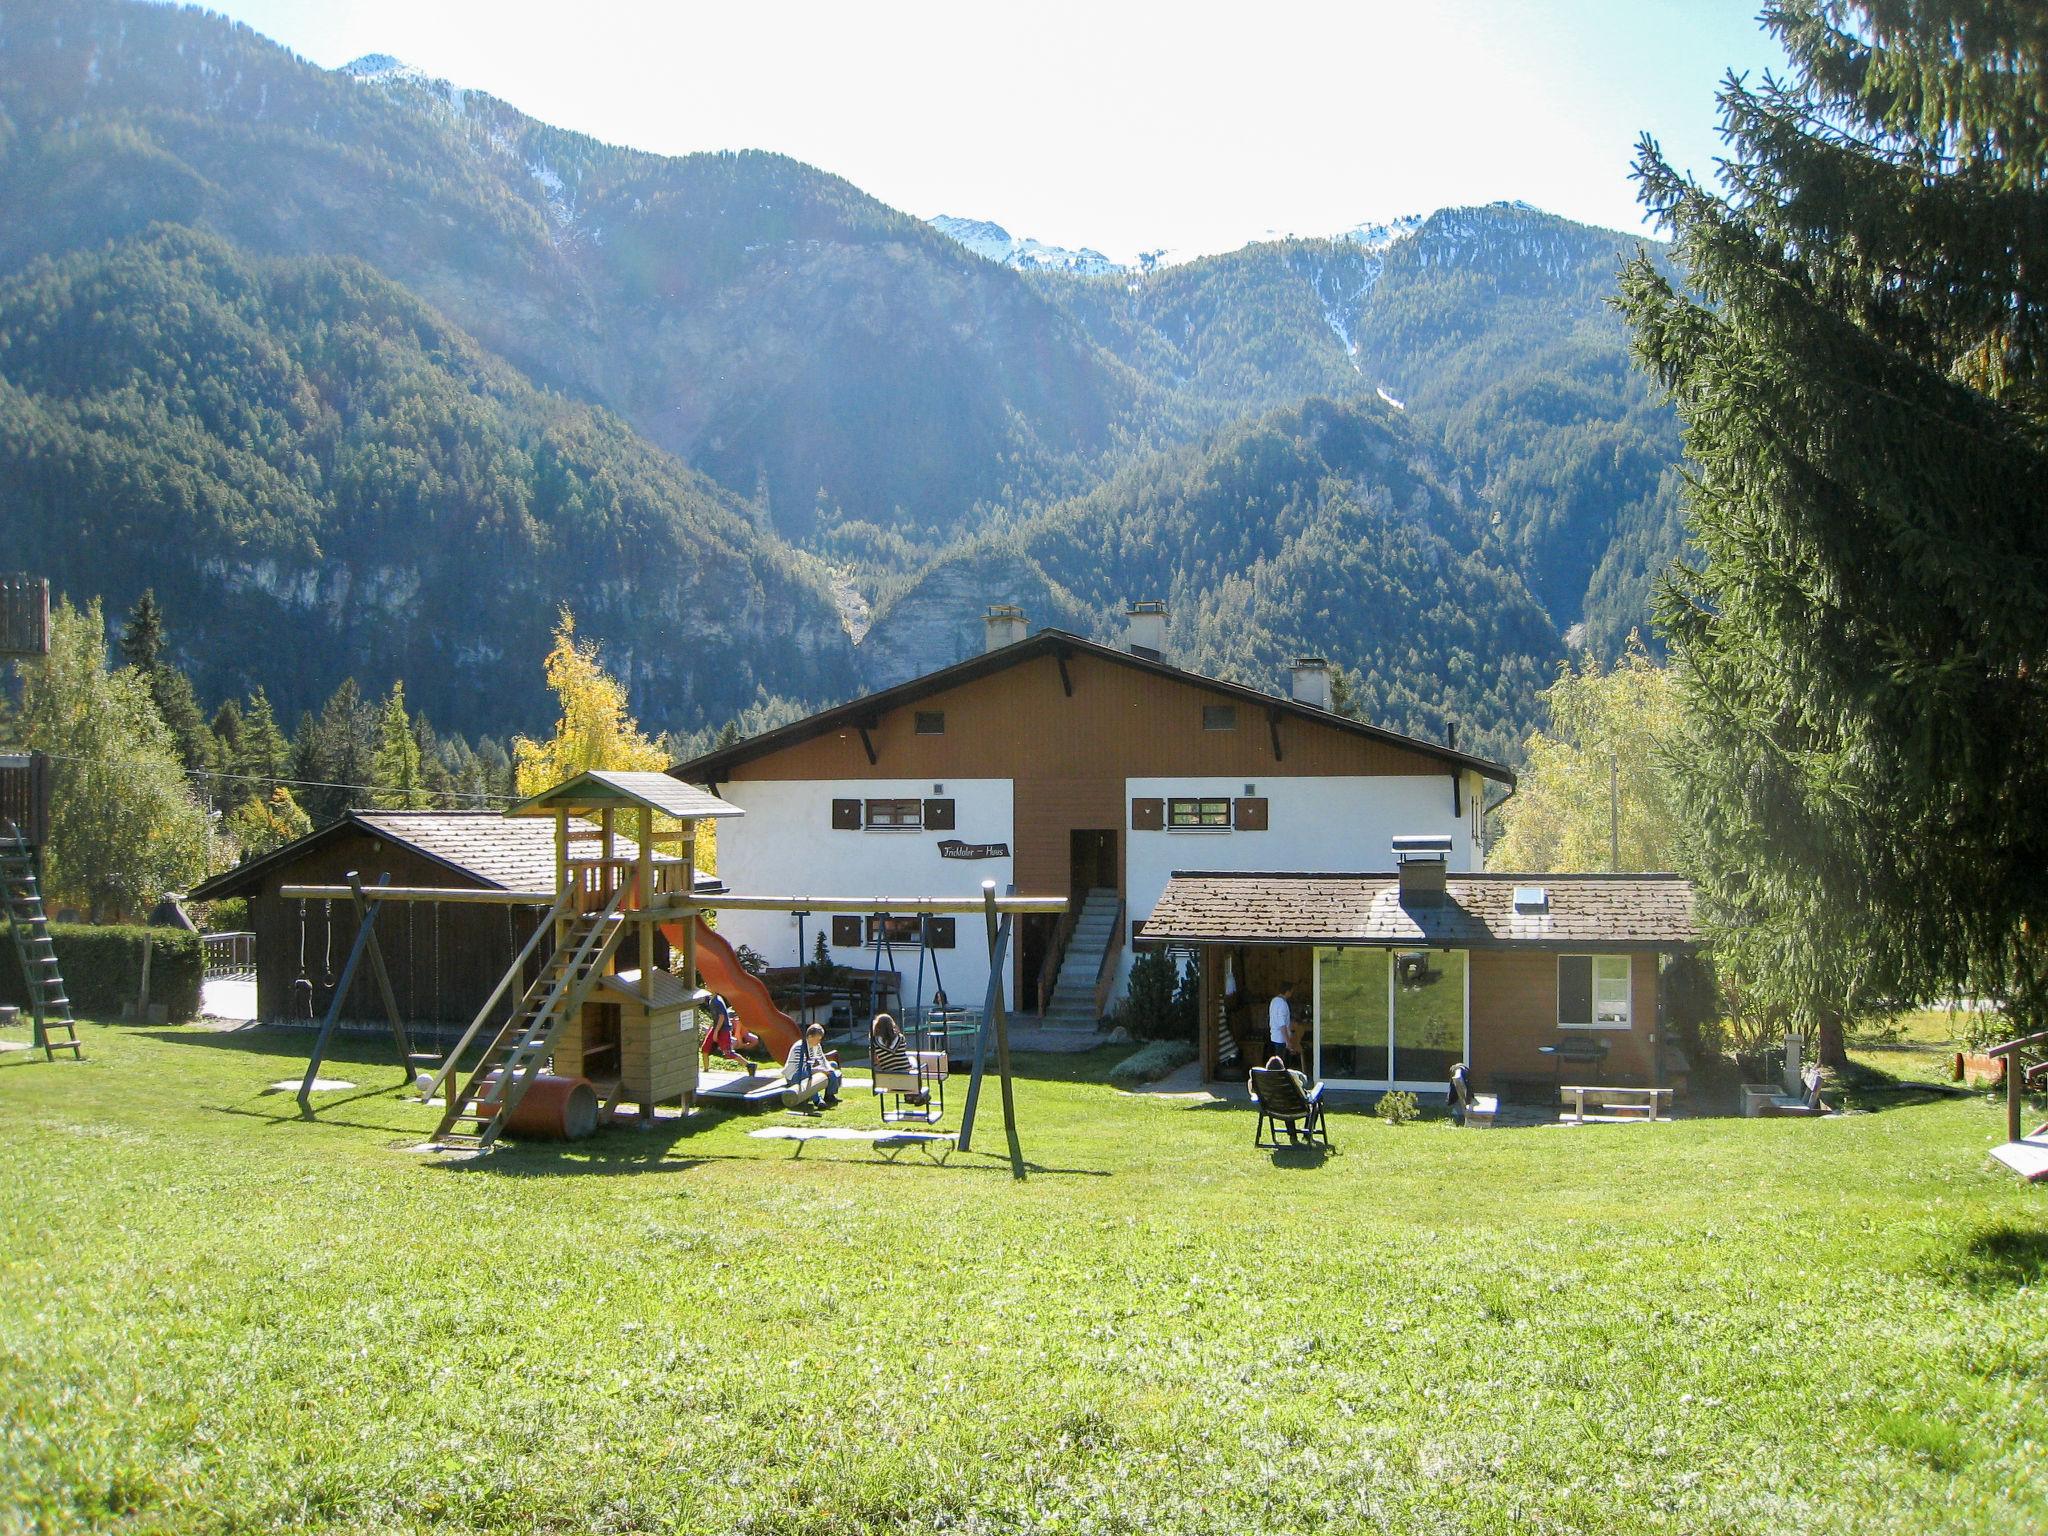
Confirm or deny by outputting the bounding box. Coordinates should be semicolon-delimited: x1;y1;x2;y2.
1559;1084;1673;1124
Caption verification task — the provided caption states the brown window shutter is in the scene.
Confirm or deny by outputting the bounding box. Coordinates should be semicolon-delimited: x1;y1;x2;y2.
831;798;862;830
1130;918;1145;944
925;916;956;949
831;915;863;947
1130;797;1163;831
924;798;956;831
1234;797;1269;831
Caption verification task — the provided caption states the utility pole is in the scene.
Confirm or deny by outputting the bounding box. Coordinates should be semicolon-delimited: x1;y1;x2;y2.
1610;753;1620;872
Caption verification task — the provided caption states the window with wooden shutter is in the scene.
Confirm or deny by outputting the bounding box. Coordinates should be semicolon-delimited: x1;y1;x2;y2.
831;798;862;830
925;916;956;949
923;797;956;830
831;915;863;947
1233;797;1269;831
915;710;945;735
865;797;923;830
1130;797;1164;831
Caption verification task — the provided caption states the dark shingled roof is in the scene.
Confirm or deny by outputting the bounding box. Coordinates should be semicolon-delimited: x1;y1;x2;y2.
1141;871;1698;949
669;628;1514;787
190;810;709;903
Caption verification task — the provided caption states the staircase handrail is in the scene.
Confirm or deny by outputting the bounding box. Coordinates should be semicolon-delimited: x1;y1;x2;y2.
1090;897;1127;1020
1988;1029;2048;1146
419;893;569;1104
1035;903;1080;1018
479;883;627;1113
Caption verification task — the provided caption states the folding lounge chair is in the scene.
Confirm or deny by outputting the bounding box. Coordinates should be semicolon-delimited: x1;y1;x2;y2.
1248;1064;1332;1149
1448;1062;1498;1127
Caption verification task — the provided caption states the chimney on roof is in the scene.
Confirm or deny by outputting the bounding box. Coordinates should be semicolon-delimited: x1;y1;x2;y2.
1290;656;1334;712
1393;833;1452;907
1124;600;1167;660
984;604;1028;652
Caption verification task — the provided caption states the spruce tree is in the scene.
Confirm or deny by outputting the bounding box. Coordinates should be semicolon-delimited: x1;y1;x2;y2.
237;689;292;792
1618;1;2048;1064
371;682;429;810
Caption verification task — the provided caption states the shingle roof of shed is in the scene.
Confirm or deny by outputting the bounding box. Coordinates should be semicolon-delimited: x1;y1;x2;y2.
189;810;709;903
1141;871;1698;949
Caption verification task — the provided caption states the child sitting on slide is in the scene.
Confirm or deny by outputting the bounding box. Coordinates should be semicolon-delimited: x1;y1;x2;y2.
700;992;761;1068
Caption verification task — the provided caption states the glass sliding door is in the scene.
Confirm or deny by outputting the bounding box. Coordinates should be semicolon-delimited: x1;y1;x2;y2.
1314;948;1390;1085
1392;949;1466;1087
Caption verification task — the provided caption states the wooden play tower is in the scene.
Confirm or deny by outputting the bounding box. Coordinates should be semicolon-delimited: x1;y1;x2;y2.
431;770;739;1147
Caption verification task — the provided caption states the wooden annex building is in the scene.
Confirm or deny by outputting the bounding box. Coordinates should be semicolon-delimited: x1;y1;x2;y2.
189;810;718;1029
1139;851;1700;1092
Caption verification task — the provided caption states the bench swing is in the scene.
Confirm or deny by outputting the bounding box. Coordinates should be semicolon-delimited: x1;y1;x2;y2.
865;911;951;1125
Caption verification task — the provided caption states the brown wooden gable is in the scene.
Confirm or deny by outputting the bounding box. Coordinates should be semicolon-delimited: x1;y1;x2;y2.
718;648;1461;784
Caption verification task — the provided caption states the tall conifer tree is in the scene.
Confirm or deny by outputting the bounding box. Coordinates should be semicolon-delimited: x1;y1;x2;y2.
1619;1;2048;1062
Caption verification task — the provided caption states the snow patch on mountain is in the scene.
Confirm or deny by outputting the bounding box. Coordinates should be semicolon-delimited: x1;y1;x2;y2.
341;53;467;114
928;216;1121;276
1337;211;1428;253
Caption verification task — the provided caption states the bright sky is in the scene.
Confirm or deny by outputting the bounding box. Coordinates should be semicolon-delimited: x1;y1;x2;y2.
193;0;1788;262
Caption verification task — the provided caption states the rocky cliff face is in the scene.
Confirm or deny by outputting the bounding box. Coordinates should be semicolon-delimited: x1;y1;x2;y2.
854;551;1100;691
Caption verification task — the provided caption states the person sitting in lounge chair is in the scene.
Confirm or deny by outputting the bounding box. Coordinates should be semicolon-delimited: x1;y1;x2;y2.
1247;1053;1331;1149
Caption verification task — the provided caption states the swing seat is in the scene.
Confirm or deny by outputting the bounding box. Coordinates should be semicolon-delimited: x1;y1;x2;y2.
874;1051;947;1124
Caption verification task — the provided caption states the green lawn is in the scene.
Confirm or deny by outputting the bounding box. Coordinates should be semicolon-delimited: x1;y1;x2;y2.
2;1023;2044;1535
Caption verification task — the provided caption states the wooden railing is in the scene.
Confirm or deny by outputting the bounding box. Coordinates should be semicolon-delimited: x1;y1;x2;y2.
568;856;689;914
1034;904;1080;1018
202;931;255;979
1987;1029;2048;1144
1090;898;1127;1021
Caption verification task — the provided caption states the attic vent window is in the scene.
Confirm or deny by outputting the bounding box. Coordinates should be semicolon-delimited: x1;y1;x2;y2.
915;711;945;735
1513;885;1549;912
1202;705;1237;731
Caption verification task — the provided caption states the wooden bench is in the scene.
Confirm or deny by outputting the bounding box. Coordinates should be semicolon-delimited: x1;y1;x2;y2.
1560;1084;1673;1124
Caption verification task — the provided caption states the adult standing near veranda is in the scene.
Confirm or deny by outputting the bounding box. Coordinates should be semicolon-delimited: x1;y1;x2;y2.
1269;980;1300;1073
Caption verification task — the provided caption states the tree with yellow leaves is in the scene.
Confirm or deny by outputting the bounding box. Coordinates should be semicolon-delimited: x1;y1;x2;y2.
1488;636;1683;875
512;608;714;873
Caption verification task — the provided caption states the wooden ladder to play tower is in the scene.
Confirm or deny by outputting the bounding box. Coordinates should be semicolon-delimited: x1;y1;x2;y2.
433;884;628;1150
1;822;79;1060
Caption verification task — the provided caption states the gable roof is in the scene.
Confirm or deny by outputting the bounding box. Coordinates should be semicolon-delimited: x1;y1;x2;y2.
509;769;744;821
188;809;713;904
668;629;1513;786
1140;871;1697;950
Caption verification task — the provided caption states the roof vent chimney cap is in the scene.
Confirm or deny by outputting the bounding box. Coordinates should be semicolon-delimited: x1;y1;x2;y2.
1393;833;1451;907
1124;599;1167;661
984;604;1028;652
1289;656;1334;711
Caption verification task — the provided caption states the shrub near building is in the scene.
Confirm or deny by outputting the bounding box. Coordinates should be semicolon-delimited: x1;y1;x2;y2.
0;924;202;1023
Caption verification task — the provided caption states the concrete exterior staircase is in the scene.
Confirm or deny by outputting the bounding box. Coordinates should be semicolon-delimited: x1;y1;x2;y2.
1039;887;1119;1030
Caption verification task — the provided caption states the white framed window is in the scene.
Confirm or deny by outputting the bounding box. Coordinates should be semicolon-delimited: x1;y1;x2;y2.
1558;954;1632;1029
1167;796;1232;831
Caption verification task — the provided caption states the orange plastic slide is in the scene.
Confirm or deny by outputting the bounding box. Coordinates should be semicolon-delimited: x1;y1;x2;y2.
666;917;801;1062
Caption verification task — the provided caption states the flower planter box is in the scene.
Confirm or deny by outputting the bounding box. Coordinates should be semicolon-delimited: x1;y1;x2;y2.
1954;1052;2007;1090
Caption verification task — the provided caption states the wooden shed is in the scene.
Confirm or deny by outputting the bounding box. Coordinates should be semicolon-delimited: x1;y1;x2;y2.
189;810;714;1028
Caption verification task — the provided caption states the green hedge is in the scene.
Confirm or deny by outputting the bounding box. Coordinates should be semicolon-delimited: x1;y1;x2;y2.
0;923;203;1023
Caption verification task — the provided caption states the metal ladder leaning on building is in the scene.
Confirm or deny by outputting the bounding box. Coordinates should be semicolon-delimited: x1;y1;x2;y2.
1;821;80;1060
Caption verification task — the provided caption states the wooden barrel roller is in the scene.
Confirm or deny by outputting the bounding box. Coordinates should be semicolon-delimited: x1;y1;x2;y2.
484;1071;600;1141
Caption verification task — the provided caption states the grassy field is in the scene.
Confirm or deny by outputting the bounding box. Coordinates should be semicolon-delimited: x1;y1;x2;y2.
2;1022;2044;1535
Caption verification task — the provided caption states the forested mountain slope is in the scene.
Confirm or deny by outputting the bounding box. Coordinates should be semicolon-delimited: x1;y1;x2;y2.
0;0;1687;755
0;0;1130;543
1032;205;1686;650
860;397;1562;764
0;228;854;734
